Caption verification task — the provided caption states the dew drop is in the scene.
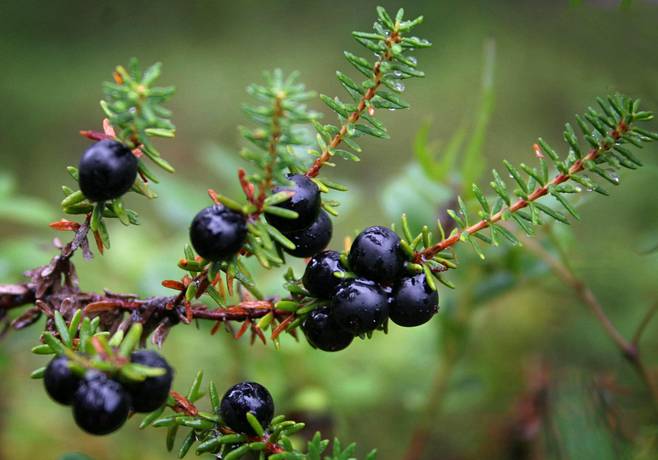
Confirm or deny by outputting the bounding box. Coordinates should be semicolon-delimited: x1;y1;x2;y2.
392;81;405;92
393;70;404;78
408;56;418;65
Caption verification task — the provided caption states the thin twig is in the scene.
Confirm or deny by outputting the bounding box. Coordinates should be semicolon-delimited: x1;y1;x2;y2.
415;121;629;262
632;302;658;347
403;350;457;460
305;29;402;178
518;232;658;407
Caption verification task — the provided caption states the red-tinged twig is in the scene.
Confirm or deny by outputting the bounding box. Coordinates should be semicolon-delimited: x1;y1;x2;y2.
414;121;630;262
305;30;401;178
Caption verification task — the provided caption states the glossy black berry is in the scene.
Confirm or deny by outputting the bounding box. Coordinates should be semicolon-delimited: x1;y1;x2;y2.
73;371;131;435
348;226;405;283
43;356;81;405
282;210;332;258
302;250;346;298
123;350;173;413
78;140;138;202
302;306;354;352
389;274;439;327
332;279;390;335
265;174;321;232
219;381;274;435
190;205;247;261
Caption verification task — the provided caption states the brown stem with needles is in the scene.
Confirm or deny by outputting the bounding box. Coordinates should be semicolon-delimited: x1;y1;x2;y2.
305;30;401;178
414;121;629;262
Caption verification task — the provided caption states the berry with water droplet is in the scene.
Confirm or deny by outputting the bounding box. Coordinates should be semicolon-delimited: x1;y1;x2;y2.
302;250;346;298
219;381;274;435
332;279;389;335
282;210;332;258
348;226;405;283
302;306;354;352
389;274;439;327
265;174;321;232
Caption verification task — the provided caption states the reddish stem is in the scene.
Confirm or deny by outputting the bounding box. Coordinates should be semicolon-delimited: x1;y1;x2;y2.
305;30;401;178
415;121;629;262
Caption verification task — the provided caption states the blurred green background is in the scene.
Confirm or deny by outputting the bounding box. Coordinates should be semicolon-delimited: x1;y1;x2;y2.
1;0;658;459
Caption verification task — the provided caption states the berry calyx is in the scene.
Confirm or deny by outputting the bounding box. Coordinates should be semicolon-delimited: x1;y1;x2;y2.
73;371;131;435
302;306;354;352
43;356;81;405
123;350;174;413
190;205;247;261
219;381;274;435
265;174;321;231
389;274;439;327
78;140;138;202
347;226;405;283
282;210;332;258
302;250;346;298
332;279;390;335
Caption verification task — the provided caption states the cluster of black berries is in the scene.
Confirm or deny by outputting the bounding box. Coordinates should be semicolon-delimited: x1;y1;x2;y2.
189;174;331;262
264;174;331;258
219;381;274;435
78;140;139;202
301;226;439;352
43;350;173;435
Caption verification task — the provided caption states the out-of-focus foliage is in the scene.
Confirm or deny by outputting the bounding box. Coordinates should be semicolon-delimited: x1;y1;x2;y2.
1;1;658;460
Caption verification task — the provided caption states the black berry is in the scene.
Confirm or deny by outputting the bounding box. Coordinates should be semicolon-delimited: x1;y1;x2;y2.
302;250;346;298
348;226;405;283
43;356;81;405
332;279;390;335
219;381;274;435
78;140;138;202
73;371;131;435
389;274;439;327
282;210;332;258
265;174;321;231
302;306;354;352
190;205;247;261
123;350;174;413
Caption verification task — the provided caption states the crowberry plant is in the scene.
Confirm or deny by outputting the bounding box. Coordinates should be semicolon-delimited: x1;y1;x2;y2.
0;4;656;459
